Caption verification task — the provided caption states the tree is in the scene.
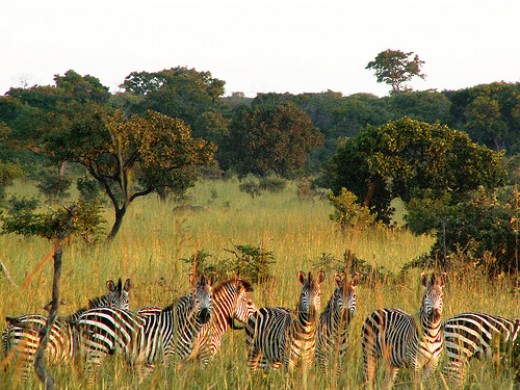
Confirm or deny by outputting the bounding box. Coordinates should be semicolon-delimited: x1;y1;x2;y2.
221;102;323;177
366;49;426;94
320;117;506;223
39;108;215;239
120;67;227;142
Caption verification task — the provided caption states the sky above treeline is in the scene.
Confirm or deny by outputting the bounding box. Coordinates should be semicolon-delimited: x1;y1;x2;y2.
2;0;519;98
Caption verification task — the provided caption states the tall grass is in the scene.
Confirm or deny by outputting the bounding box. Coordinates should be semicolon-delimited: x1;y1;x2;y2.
0;178;518;389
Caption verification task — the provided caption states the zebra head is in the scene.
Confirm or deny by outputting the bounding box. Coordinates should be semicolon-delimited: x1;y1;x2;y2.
332;271;360;321
189;273;214;325
420;272;447;322
95;278;131;310
297;270;325;316
231;278;257;325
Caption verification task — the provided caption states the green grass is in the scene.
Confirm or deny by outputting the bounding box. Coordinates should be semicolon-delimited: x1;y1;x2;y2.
0;178;518;389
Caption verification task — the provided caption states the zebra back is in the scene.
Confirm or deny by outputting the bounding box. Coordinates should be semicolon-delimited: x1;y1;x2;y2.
193;277;257;367
442;311;520;386
1;277;132;379
245;270;325;371
361;271;446;389
75;273;213;384
316;271;360;370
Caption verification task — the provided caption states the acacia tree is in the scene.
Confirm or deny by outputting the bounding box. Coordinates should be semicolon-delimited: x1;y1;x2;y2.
366;49;426;94
321;117;506;223
40;108;215;239
221;102;323;177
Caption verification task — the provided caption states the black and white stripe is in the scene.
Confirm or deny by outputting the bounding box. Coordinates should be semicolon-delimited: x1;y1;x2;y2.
361;272;446;389
442;311;520;386
245;270;325;371
1;278;131;380
315;272;360;371
75;274;213;384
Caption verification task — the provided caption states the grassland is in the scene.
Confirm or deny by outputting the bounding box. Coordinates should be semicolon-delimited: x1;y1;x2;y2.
0;178;518;389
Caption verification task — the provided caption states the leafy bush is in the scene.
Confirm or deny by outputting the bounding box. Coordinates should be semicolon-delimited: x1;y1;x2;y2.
35;169;72;203
225;243;275;284
0;197;106;241
329;187;376;230
406;187;520;275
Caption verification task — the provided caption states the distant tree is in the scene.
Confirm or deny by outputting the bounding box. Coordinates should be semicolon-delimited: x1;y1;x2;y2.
385;90;451;124
38;108;215;240
121;67;227;142
366;49;426;94
320;117;506;223
221;102;323;178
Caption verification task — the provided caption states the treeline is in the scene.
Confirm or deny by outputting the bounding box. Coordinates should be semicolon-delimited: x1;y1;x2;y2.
1;67;520;276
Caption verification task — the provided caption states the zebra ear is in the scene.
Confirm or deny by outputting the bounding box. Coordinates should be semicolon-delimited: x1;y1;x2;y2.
420;272;429;288
334;274;342;287
189;272;197;286
106;280;116;292
316;270;325;285
207;274;215;286
124;278;132;292
297;271;306;285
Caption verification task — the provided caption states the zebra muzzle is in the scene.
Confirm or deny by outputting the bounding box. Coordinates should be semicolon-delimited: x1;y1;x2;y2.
199;308;211;324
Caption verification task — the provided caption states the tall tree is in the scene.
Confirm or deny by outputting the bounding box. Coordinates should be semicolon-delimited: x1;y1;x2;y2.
321;117;506;223
121;67;227;142
40;108;215;239
366;49;426;94
221;102;323;178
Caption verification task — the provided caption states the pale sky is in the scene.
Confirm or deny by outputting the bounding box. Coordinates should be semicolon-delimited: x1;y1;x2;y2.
1;0;519;98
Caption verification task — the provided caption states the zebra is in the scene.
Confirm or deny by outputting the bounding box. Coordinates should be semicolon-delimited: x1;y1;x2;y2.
441;312;520;387
361;272;446;390
315;271;360;372
134;277;257;367
245;270;325;371
1;278;131;380
74;273;213;384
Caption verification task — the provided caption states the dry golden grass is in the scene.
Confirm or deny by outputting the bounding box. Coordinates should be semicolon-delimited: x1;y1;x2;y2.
0;178;518;389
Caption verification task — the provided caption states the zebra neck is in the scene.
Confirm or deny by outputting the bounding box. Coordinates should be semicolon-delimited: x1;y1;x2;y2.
211;290;237;335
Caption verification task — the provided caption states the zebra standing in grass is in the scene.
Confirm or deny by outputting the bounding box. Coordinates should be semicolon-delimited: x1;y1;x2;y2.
361;272;446;390
245;270;325;371
315;271;360;372
442;312;520;387
1;278;131;380
192;277;257;367
74;274;213;384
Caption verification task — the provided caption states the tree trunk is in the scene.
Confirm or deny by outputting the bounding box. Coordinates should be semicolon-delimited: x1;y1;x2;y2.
107;206;127;241
34;206;76;390
362;180;376;208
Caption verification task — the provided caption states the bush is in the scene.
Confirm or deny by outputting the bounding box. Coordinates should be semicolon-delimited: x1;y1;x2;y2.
329;187;376;231
35;169;72;203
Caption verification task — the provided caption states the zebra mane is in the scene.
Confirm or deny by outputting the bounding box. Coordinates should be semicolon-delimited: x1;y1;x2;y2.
212;278;253;294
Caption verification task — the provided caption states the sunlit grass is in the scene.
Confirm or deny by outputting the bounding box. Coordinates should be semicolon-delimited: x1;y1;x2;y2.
0;178;518;389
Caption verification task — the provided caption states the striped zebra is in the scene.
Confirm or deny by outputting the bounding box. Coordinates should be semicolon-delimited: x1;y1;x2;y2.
442;312;520;386
361;272;446;390
245;270;325;371
315;271;360;371
134;277;257;368
74;274;213;384
1;278;131;380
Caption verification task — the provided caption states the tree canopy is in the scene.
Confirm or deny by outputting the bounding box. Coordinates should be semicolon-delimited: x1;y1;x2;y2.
220;102;323;178
366;49;426;94
320;117;506;223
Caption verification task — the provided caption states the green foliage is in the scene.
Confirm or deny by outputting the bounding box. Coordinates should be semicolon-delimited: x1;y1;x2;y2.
76;176;102;203
225;243;276;284
328;187;376;230
221;102;323;178
366;49;426;94
321;117;507;223
35;169;72;203
238;174;287;199
406;187;520;274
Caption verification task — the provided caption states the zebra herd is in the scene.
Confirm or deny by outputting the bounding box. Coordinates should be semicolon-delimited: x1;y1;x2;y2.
1;271;519;388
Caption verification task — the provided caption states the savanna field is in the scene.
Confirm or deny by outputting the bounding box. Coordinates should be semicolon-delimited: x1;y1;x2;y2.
0;179;518;389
